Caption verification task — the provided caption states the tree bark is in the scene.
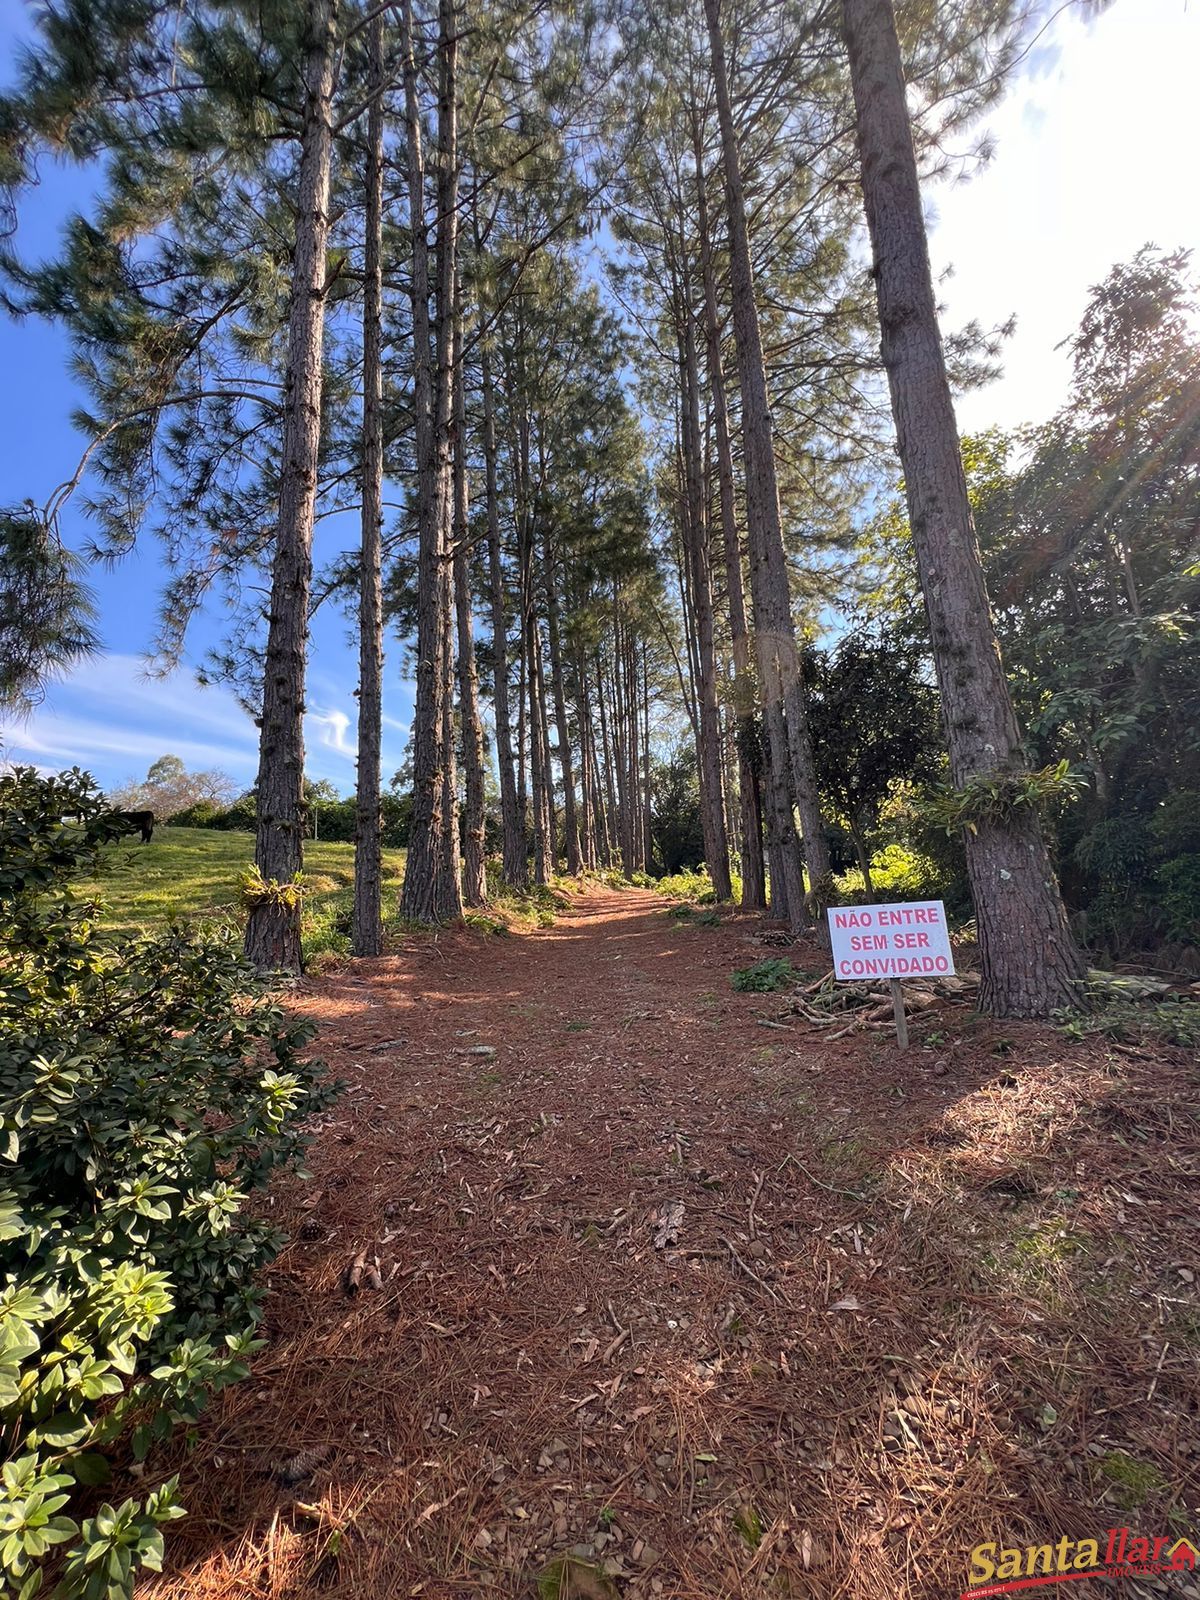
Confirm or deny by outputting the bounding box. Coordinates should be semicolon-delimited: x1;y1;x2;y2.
849;815;875;898
535;617;557;869
245;0;338;975
843;0;1085;1017
595;647;619;869
545;546;581;874
676;279;733;900
351;5;385;959
431;0;463;921
641;640;654;873
478;304;525;887
702;0;832;931
453;284;487;908
694;124;766;910
398;0;451;923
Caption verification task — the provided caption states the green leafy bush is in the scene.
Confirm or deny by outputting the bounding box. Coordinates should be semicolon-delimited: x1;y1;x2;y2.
833;841;949;905
730;958;795;993
0;767;337;1599
656;867;714;901
655;866;742;903
1157;854;1200;946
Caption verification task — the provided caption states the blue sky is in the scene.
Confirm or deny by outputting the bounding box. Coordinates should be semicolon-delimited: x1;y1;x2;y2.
0;0;411;795
1;0;1197;796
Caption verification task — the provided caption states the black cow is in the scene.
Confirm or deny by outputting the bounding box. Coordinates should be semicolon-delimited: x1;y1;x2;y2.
113;810;156;844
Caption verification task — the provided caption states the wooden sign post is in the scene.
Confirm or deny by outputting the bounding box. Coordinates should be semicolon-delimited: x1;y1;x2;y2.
888;978;909;1049
826;900;955;1049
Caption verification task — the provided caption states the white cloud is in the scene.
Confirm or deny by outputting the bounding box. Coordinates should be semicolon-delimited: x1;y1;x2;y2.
307;706;357;761
0;650;417;795
931;0;1200;433
0;655;260;784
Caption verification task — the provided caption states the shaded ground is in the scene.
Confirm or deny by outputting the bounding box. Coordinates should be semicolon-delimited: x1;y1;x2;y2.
146;883;1199;1600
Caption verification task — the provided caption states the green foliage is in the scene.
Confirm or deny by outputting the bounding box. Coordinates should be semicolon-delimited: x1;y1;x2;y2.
654;865;742;903
1096;1451;1171;1512
834;842;950;905
170;790;411;847
0;768;337;1598
804;627;943;870
203;795;257;833
921;761;1086;837
648;746;704;876
0;511;99;717
730;959;795;994
1056;995;1200;1048
300;908;350;965
665;904;721;927
107;759;234;824
859;250;1200;961
484;865;565;930
237;865;306;914
165;800;221;830
1158;855;1200;945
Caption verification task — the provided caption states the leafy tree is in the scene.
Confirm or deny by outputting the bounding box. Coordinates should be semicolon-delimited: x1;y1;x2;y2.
805;629;942;893
109;757;236;821
651;744;705;875
971;249;1200;953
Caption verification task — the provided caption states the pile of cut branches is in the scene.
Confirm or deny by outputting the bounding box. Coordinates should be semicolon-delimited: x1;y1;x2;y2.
775;970;977;1039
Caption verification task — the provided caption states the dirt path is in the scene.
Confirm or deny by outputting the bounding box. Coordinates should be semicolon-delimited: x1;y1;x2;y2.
148;884;1198;1600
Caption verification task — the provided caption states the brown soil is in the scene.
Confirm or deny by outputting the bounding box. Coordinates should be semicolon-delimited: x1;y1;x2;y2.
146;883;1200;1600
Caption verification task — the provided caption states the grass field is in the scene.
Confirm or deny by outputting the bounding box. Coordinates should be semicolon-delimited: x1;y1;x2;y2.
78;826;407;952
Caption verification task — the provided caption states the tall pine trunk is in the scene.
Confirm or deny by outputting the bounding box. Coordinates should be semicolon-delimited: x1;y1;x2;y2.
694;126;766;909
431;0;463;921
478;307;525;887
401;0;463;922
676;280;733;900
351;5;384;958
703;0;832;930
843;0;1084;1017
245;0;338;974
595;649;619;868
398;0;447;922
545;552;581;874
453;282;487;907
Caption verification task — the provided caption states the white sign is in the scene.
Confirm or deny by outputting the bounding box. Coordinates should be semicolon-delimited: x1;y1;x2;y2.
827;900;955;982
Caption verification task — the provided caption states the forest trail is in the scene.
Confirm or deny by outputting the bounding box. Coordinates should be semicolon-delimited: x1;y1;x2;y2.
147;883;1197;1600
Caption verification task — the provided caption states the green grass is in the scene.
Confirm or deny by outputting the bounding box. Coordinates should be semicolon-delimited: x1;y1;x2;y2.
76;826;407;944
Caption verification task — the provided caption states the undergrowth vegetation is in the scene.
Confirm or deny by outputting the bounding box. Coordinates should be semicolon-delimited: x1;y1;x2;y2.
730;958;796;993
0;769;336;1599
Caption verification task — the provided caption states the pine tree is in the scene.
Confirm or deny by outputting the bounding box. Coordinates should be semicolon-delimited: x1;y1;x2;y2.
351;5;386;957
702;0;832;929
842;0;1085;1016
244;0;341;973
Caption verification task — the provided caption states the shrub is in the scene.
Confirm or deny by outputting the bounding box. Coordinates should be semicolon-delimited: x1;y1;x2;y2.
207;793;256;832
166;800;221;829
730;958;795;993
0;767;336;1599
1157;854;1200;946
833;842;950;906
